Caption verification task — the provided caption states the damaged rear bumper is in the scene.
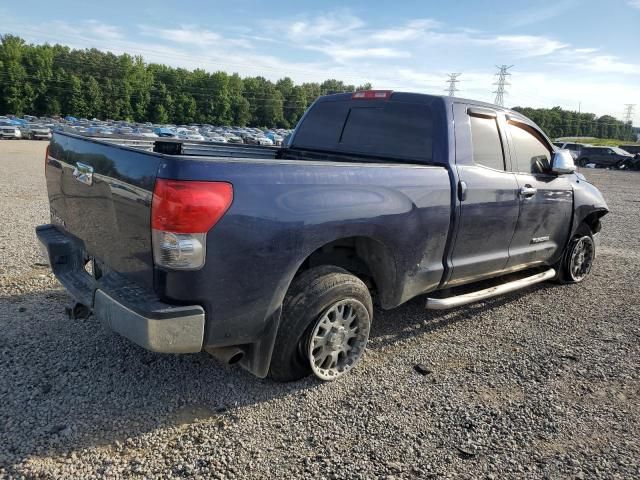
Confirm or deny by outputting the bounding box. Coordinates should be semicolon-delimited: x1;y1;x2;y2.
36;224;205;353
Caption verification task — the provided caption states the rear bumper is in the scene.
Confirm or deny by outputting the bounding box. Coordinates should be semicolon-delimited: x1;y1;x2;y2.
36;224;205;353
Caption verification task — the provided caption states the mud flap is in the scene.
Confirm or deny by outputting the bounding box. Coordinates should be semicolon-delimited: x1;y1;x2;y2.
238;307;282;378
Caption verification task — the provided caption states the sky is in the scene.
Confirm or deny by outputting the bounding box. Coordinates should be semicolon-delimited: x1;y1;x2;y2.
1;0;639;122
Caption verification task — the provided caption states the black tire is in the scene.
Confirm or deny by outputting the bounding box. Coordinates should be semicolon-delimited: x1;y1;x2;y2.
555;232;595;284
269;266;373;382
578;158;588;167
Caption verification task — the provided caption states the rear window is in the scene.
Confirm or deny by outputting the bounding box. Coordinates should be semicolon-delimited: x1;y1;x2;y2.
293;100;434;161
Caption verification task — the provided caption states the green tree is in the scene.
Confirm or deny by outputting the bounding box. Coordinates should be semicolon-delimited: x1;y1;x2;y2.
0;35;28;114
65;74;88;117
84;76;103;118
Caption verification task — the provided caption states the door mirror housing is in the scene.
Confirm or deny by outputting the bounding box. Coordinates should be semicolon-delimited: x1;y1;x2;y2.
551;149;576;174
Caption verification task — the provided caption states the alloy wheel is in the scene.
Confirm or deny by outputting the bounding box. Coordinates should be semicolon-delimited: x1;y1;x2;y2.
307;299;370;381
569;236;594;282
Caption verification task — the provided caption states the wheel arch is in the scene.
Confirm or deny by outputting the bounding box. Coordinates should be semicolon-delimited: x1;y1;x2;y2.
288;235;398;310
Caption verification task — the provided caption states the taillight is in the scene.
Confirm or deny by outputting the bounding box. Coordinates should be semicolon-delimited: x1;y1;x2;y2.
45;144;50;170
352;90;393;100
151;179;233;270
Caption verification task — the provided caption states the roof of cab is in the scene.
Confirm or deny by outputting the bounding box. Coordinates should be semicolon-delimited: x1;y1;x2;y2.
315;90;546;142
317;91;522;116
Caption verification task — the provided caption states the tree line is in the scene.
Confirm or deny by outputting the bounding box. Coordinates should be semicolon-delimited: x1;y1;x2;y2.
0;34;635;139
512;106;636;141
0;35;370;128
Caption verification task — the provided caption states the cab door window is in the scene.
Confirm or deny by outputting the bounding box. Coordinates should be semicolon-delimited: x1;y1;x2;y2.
508;122;552;174
469;114;505;171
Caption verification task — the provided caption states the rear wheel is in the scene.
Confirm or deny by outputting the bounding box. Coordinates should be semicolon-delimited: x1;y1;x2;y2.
578;158;588;167
555;233;595;283
269;266;373;382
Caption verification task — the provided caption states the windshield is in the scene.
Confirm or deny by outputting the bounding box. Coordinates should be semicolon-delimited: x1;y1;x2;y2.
611;147;630;155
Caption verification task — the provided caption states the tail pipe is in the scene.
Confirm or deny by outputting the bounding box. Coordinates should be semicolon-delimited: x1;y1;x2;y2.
206;346;245;365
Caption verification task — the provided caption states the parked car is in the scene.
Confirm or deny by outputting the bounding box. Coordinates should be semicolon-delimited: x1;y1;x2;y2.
619;144;640;156
204;134;228;143
224;134;243;144
86;126;114;136
37;91;608;382
132;128;158;138
0;123;22;139
22;123;52;140
265;132;284;146
154;127;177;138
255;136;274;146
576;146;635;168
552;142;590;160
176;129;205;141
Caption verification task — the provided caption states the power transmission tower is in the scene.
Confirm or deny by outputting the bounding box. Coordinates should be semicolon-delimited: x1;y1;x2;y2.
445;73;461;97
623;104;635;124
493;65;513;107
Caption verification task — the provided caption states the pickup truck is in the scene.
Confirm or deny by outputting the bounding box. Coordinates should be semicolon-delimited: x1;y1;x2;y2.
37;91;609;382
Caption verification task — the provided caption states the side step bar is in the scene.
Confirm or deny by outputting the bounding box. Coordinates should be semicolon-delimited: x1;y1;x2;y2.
426;269;556;310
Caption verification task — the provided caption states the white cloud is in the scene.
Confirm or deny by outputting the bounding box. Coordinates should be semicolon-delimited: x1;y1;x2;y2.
507;0;578;28
552;48;640;75
49;20;124;42
85;20;124;40
371;18;440;42
138;25;252;49
139;25;221;46
489;35;568;57
285;13;364;41
307;44;411;62
271;14;569;65
627;0;640;8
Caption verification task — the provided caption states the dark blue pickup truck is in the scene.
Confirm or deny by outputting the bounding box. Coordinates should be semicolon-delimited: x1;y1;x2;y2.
37;91;608;381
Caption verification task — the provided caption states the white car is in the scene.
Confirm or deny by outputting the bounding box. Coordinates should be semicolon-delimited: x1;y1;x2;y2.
177;130;205;141
255;136;274;146
0;125;22;139
25;124;52;140
133;129;158;138
205;135;228;143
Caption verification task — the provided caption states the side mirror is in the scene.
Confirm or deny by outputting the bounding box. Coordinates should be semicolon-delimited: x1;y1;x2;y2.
551;149;576;174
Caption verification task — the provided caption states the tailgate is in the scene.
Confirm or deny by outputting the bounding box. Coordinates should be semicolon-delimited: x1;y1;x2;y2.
45;132;162;290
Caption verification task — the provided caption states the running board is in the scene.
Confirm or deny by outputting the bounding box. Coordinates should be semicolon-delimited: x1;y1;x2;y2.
426;269;556;310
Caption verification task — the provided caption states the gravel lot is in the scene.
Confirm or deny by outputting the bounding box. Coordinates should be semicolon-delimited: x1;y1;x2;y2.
1;140;639;479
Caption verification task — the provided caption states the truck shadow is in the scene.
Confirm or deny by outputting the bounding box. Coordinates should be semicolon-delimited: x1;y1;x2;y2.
368;282;556;350
0;282;554;470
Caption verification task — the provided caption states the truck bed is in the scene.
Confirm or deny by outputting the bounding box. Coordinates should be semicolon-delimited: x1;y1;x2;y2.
44;131;452;353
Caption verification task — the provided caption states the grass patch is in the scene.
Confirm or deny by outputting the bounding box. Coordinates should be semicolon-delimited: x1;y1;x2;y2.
556;137;640;147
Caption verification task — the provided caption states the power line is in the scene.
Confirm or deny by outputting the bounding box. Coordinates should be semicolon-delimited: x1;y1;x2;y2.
493;65;513;107
623;104;635;124
445;73;461;97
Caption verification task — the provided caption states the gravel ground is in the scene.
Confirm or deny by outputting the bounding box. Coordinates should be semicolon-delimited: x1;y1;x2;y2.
0;140;639;479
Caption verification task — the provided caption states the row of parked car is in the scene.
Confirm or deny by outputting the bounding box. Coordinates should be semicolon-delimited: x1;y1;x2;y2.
0;115;292;146
0;116;53;140
553;141;640;170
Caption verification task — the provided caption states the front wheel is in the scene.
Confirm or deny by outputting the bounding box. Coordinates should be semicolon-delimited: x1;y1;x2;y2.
578;158;588;167
269;266;373;382
556;234;595;283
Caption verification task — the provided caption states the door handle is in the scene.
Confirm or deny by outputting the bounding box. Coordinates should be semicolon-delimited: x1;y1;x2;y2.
458;180;468;201
519;185;537;198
